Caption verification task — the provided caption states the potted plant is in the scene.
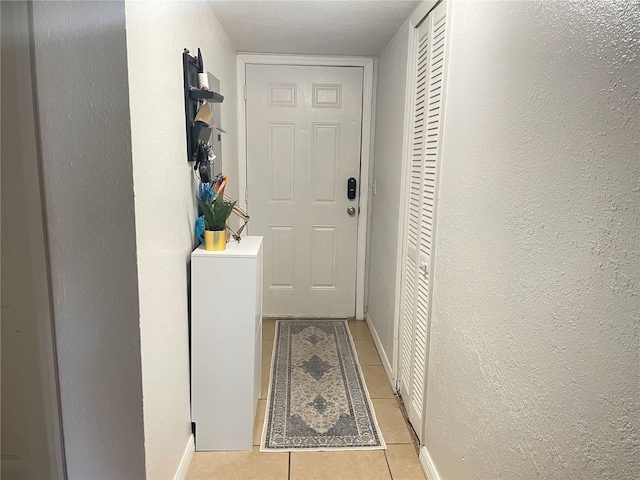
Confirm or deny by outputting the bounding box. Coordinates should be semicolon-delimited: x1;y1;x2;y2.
198;194;236;251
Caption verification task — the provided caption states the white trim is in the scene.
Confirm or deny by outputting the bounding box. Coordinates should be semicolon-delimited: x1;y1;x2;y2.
419;446;442;480
237;53;375;321
362;56;378;319
410;0;439;26
259;320;278;451
365;314;393;386
238;53;377;68
236;55;248;210
26;2;67;476
391;17;416;389
173;435;195;480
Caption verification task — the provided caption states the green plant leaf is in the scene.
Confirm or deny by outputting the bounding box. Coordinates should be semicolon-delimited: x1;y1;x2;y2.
198;199;217;231
198;196;237;231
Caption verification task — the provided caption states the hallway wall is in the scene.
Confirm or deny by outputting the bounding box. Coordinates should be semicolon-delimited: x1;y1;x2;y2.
367;20;410;370
124;2;238;478
30;1;146;478
425;1;639;478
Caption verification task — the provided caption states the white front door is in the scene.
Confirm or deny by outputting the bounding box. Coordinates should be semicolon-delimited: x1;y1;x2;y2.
246;64;363;317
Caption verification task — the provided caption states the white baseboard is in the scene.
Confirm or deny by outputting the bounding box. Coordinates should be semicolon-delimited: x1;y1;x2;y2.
174;435;195;480
419;446;441;480
365;314;394;386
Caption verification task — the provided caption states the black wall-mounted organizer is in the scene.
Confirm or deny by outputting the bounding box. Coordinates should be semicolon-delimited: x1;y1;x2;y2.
183;48;224;163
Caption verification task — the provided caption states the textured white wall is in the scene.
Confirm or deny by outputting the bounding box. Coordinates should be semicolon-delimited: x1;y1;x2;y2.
367;21;410;363
31;1;146;478
425;1;639;478
124;2;238;478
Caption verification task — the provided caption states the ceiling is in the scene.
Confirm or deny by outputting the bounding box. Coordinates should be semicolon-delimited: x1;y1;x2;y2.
208;1;420;56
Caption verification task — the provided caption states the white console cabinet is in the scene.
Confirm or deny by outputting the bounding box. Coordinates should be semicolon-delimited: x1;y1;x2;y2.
190;236;263;451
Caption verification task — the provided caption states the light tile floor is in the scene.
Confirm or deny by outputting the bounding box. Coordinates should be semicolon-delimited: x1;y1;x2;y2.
186;319;426;480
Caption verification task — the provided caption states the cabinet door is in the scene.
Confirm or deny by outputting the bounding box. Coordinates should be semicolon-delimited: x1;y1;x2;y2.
399;0;450;440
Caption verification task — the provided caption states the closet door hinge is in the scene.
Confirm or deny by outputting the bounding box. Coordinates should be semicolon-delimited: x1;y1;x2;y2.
245;188;248;207
243;84;247;101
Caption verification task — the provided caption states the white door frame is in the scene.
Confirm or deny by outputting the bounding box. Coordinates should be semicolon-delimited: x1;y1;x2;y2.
391;1;439;384
237;53;375;320
1;1;66;477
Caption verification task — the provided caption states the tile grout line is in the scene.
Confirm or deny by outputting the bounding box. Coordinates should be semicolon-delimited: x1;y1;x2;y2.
383;449;394;480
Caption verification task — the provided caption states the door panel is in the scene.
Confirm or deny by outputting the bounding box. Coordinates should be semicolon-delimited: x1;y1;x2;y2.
311;226;337;288
269;225;295;288
399;1;450;441
312;124;340;204
246;65;363;317
400;17;432;434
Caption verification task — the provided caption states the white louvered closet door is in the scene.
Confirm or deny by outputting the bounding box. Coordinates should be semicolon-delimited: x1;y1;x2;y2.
399;1;449;439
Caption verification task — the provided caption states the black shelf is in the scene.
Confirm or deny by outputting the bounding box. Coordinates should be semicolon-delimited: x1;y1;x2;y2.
183;48;224;163
189;88;224;103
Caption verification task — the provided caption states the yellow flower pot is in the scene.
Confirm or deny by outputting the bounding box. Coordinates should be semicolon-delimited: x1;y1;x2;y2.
204;229;227;251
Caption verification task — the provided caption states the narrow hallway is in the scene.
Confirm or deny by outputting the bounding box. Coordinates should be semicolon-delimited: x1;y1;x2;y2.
186;320;425;480
3;1;637;479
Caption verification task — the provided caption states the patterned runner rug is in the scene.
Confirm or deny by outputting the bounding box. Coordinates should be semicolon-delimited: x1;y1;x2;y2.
261;320;386;451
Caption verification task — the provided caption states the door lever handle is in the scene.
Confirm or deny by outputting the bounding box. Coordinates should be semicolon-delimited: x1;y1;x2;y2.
420;261;429;277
